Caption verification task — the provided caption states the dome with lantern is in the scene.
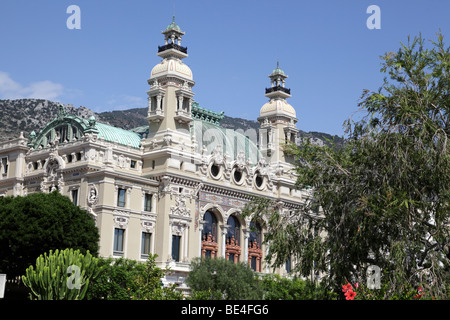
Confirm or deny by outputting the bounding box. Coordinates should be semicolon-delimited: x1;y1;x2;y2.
259;99;296;118
259;62;296;119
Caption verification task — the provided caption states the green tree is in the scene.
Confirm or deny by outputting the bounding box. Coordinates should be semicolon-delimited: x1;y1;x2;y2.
186;257;263;300
260;274;336;300
86;254;183;300
244;33;450;299
0;191;99;278
21;248;102;300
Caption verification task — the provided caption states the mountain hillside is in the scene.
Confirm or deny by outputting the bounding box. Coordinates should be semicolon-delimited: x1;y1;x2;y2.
0;99;344;147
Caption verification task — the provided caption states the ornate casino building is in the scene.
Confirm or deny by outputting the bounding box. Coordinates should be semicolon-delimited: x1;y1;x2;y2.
0;17;311;287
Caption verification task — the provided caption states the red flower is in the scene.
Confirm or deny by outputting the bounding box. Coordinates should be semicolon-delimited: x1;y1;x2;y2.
342;282;357;300
345;290;357;300
415;286;424;299
342;283;353;293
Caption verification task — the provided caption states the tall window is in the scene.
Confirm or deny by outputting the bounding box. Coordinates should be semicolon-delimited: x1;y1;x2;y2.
144;193;152;212
202;211;217;242
141;232;152;258
248;222;263;272
71;189;79;206
202;211;218;258
227;215;240;244
114;228;125;255
172;235;181;262
249;221;262;245
117;188;126;207
251;256;257;271
1;157;8;175
226;215;241;264
286;257;291;273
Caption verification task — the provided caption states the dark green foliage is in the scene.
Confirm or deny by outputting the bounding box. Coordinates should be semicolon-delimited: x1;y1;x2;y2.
86;257;144;300
86;254;183;300
0;191;99;278
260;275;336;300
244;33;450;299
186;257;263;300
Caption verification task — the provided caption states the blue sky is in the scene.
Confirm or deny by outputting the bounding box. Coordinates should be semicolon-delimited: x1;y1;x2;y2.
1;0;449;136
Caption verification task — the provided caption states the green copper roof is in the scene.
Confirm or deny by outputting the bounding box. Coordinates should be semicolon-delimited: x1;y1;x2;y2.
192;119;262;165
28;105;141;149
191;102;224;125
165;16;181;31
95;122;141;148
271;61;285;76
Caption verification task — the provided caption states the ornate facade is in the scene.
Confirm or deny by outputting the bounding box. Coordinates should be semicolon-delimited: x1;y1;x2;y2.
0;18;311;286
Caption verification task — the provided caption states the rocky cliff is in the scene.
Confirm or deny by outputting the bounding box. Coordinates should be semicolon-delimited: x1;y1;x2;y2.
0;99;344;147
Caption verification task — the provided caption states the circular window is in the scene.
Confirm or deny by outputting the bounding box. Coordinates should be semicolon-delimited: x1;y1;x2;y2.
233;168;243;184
254;172;264;189
210;164;221;178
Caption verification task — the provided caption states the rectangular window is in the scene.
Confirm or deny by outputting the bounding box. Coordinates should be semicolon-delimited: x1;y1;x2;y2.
1;157;8;175
144;193;152;212
130;160;136;168
228;253;235;263
141;232;152;258
117;188;126;207
285;257;291;273
251;256;257;271
172;235;181;262
114;228;125;255
71;189;79;206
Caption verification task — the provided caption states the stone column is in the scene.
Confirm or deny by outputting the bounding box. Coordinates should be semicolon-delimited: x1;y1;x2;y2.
243;229;249;265
220;225;228;258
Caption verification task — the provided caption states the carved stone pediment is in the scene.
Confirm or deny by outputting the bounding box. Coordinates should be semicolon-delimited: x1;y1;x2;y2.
170;196;191;219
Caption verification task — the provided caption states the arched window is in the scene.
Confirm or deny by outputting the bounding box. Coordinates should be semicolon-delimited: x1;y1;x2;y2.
226;215;241;263
248;222;263;272
227;215;240;243
55;125;68;144
249;221;261;245
201;211;218;258
203;211;217;241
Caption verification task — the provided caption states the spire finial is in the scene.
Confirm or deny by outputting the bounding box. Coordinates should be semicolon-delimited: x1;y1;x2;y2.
277;60;280;69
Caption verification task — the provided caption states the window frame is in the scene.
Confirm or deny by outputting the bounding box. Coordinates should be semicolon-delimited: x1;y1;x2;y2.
117;188;126;207
171;235;181;262
141;232;152;259
113;228;125;256
144;193;152;212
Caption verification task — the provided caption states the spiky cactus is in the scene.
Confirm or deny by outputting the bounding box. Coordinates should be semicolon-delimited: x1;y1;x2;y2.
22;248;102;300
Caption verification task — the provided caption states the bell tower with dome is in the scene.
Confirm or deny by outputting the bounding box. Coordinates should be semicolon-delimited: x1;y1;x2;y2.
145;16;195;140
141;16;199;181
258;62;299;166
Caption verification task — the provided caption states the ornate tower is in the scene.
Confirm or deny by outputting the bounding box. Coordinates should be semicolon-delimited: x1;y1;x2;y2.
146;16;195;141
258;62;298;166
